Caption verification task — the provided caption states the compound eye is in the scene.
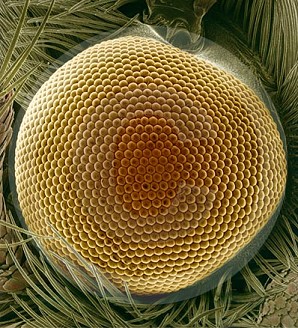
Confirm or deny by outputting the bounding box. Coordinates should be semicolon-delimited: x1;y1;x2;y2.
15;35;287;298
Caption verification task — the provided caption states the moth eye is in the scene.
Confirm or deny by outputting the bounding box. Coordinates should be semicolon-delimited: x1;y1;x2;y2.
14;35;287;300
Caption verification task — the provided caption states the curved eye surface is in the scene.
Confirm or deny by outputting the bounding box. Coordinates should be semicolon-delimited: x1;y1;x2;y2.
15;35;287;298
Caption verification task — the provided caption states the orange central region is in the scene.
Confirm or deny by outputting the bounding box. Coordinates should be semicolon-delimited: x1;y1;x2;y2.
113;116;191;219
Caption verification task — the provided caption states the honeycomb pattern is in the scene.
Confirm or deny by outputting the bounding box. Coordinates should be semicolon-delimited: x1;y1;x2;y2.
15;36;287;295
